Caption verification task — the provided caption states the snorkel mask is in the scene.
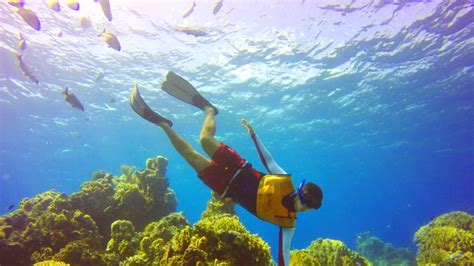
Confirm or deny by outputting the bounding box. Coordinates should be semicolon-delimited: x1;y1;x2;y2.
297;179;306;207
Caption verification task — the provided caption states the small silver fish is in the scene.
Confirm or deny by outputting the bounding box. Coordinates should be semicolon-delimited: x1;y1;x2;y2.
48;0;60;12
80;16;91;28
95;72;105;82
183;1;196;18
213;0;223;15
98;0;112;21
7;0;24;8
176;26;207;37
16;54;39;84
16;8;41;31
18;32;26;50
99;30;121;51
62;87;84;111
66;0;79;11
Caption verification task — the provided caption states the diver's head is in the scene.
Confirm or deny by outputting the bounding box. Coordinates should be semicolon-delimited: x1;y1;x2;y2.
295;180;323;212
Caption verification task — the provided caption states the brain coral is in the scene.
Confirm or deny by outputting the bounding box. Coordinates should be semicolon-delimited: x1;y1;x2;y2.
290;238;371;266
414;211;474;265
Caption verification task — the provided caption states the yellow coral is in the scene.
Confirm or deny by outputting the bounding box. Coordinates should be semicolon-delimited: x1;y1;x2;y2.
414;211;474;265
290;239;371;266
33;261;70;266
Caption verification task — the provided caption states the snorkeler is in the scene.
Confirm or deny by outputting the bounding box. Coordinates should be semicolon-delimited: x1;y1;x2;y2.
130;71;323;266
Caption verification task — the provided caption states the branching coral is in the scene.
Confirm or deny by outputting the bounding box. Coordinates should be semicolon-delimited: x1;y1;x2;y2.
290;238;371;266
414;211;474;265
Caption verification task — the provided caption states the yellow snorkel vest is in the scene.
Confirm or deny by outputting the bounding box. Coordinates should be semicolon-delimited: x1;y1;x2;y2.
256;174;296;228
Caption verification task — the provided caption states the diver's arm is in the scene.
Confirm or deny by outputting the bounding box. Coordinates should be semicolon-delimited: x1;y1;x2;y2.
241;119;287;174
252;134;287;174
279;226;295;266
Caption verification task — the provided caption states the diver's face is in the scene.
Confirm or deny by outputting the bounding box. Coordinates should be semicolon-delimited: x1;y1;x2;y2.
294;197;310;212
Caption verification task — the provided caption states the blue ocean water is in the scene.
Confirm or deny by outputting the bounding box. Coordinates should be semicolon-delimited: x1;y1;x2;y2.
0;0;473;262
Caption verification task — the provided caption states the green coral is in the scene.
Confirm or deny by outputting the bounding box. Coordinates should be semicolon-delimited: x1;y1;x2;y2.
356;232;415;266
414;211;474;265
290;238;371;266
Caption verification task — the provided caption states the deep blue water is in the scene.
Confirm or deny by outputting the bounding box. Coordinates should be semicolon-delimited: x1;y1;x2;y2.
1;0;473;261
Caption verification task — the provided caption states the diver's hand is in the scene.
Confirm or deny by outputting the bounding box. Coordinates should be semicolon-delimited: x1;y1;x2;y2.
241;119;255;136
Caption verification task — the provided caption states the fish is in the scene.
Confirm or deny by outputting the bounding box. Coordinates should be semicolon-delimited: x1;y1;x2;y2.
15;54;39;84
18;32;26;50
80;16;92;28
62;87;85;111
7;0;24;8
212;0;223;15
182;1;196;18
95;72;105;82
99;30;121;51
98;0;112;21
66;0;80;11
47;0;60;12
16;8;41;31
110;97;116;103
8;204;15;210
176;26;207;37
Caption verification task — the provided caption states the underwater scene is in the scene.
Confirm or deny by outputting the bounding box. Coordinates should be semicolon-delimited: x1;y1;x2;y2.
1;0;473;265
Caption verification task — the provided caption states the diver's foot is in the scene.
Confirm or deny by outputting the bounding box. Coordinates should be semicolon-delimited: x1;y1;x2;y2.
192;94;219;115
141;107;173;127
130;85;173;127
162;71;219;115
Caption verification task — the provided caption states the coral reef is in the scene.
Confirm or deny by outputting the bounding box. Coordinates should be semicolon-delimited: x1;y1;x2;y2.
356;232;415;266
123;212;190;264
290;238;371;266
125;193;272;265
0;190;105;265
414;211;474;265
0;156;175;265
70;156;176;238
201;191;236;219
160;194;272;265
9;155;467;265
34;261;70;266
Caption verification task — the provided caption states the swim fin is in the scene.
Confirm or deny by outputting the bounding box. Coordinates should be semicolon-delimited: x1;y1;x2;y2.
161;71;218;114
130;84;173;127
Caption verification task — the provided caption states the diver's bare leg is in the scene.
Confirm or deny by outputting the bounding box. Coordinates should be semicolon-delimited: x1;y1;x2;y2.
199;106;221;157
159;123;211;173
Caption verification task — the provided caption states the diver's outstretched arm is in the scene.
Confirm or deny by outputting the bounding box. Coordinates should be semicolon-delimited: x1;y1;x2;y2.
241;119;287;174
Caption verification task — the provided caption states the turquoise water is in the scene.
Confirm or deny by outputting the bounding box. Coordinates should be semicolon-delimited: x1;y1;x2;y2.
1;0;473;262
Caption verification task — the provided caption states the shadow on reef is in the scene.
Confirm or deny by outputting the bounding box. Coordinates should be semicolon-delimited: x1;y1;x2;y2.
1;155;473;265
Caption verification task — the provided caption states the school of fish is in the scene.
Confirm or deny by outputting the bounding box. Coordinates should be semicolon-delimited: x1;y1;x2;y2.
6;0;224;111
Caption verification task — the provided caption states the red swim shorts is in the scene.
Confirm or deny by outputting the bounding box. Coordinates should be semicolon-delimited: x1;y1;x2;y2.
198;143;250;195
